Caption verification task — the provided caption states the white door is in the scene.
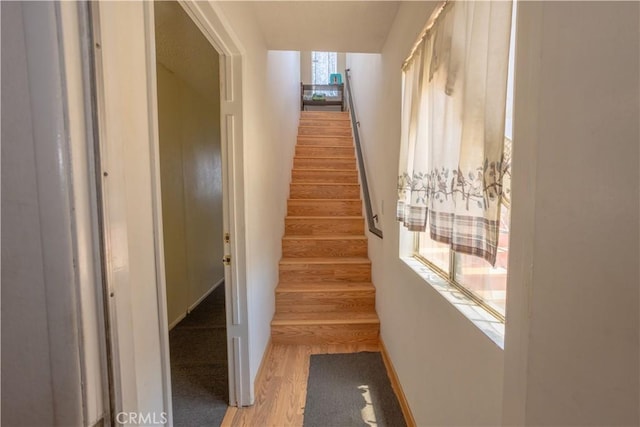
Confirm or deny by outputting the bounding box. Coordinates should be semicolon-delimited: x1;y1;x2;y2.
90;1;251;423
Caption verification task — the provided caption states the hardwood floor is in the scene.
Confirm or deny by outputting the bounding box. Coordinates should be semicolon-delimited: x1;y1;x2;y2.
224;342;380;427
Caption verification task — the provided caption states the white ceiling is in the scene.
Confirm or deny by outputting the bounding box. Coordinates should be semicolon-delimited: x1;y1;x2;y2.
248;1;402;53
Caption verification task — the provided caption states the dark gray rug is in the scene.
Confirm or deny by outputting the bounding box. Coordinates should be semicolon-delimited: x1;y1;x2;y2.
303;352;407;427
170;284;228;427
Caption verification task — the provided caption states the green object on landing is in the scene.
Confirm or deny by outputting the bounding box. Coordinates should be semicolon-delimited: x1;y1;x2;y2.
330;73;343;84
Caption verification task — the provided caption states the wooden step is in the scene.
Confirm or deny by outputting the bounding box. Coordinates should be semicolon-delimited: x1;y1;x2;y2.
279;257;371;283
295;145;354;158
297;136;353;146
282;235;368;258
285;216;364;235
298;126;352;137
301;111;350;121
271;312;379;345
294;157;356;169
290;183;360;199
291;169;358;184
299;119;351;128
275;282;375;314
287;199;362;216
275;281;375;290
272;109;378;347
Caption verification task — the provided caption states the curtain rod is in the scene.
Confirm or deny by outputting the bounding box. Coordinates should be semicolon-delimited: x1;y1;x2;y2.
401;0;451;71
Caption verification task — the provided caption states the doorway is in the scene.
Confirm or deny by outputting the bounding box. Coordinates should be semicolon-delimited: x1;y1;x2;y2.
90;0;251;419
154;1;228;424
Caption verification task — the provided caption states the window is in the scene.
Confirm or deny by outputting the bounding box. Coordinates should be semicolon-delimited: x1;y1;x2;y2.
311;51;337;85
398;2;516;320
415;170;510;319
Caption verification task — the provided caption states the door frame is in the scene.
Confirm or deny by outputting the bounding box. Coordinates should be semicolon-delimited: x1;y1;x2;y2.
145;0;252;410
90;0;251;422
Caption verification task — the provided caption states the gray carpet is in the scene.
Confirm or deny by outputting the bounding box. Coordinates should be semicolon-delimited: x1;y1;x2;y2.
170;284;228;427
303;352;407;427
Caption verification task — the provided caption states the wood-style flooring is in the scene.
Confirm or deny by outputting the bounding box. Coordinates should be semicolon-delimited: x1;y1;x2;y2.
222;342;380;427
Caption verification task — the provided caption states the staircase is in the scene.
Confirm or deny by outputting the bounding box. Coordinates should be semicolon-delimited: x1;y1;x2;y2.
270;111;380;345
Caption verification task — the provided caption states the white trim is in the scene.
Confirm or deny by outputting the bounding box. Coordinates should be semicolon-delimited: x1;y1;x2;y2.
168;278;224;331
168;313;187;332
88;3;130;416
501;1;542;424
157;0;252;408
188;278;225;313
142;3;174;424
58;2;111;424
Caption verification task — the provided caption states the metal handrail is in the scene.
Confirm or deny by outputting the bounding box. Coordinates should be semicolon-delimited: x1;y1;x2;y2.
344;69;383;239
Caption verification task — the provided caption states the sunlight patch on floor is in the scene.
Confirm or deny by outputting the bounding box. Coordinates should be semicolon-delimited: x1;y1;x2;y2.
359;384;378;427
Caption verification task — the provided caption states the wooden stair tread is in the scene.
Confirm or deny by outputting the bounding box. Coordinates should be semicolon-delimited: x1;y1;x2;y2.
290;182;359;186
287;198;361;202
295;145;353;149
286;215;364;220
282;235;366;241
295;156;355;160
292;168;355;172
280;257;371;265
301;112;349;116
299;116;350;121
276;282;375;292
297;133;351;137
272;312;379;325
298;124;350;128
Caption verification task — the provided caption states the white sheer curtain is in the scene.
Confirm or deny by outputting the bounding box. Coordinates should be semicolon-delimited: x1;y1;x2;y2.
312;51;337;84
397;1;513;265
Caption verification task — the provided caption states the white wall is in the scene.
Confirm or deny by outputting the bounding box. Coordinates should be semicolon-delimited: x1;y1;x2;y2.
347;2;505;425
350;1;639;426
214;1;301;400
502;2;639;425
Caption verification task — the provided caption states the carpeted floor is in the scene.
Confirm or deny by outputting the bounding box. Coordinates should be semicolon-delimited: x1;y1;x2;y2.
303;352;407;427
169;284;228;427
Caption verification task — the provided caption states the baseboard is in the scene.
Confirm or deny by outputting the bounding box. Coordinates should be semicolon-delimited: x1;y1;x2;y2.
219;339;273;424
168;312;187;331
253;337;273;397
168;277;224;331
380;338;417;427
188;277;225;313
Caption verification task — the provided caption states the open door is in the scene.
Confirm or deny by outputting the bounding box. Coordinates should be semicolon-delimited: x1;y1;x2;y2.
89;0;251;423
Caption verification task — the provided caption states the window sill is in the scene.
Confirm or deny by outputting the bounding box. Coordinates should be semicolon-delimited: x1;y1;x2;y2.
400;256;505;349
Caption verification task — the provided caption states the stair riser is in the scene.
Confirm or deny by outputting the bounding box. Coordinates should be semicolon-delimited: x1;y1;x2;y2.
300;112;350;120
298;127;352;137
276;293;375;313
279;263;371;283
297;136;353;146
291;170;358;184
287;200;362;216
295;146;355;158
290;184;360;199
271;324;379;345
285;218;364;235
299;119;351;128
294;157;356;169
282;239;368;258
